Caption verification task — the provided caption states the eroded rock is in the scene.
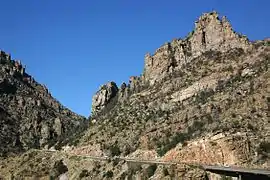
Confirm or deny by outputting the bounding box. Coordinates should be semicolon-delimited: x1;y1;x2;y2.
92;81;118;114
143;11;251;84
0;51;88;155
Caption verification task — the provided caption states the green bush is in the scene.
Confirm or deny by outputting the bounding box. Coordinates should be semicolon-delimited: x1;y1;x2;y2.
258;141;270;153
79;170;90;178
146;164;157;177
157;132;187;156
195;89;215;104
109;145;121;156
163;168;170;176
103;170;113;178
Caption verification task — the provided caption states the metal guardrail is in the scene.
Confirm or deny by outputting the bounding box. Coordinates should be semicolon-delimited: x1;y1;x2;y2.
203;165;270;176
35;149;270;177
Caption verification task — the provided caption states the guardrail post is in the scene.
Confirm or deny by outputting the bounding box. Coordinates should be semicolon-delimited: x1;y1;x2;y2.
238;174;242;180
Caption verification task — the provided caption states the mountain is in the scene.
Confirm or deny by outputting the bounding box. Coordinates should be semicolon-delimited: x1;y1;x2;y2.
0;11;269;179
0;50;88;157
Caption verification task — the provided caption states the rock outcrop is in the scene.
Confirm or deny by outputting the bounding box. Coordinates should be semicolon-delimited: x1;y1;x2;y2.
91;82;118;114
91;76;144;116
91;12;253;117
143;11;251;85
0;51;88;156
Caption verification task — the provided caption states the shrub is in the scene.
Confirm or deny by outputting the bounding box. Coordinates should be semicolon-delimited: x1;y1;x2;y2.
146;164;157;177
258;141;270;154
163;168;170;176
79;170;90;178
195;89;215;104
209;141;218;146
232;120;240;128
157;132;187;156
109;145;121;156
103;170;113;178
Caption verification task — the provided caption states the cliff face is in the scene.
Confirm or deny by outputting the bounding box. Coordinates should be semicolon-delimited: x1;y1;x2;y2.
0;51;88;156
0;11;269;179
143;11;250;85
83;11;269;179
91;11;252;115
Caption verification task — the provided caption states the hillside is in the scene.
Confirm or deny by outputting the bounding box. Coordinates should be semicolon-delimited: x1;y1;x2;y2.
0;51;88;157
0;11;269;179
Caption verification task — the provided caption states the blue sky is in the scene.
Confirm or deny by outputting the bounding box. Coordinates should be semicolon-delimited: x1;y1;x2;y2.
0;0;269;117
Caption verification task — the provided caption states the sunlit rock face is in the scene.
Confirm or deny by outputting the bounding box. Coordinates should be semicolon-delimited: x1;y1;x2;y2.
0;50;88;156
91;81;119;115
143;11;250;85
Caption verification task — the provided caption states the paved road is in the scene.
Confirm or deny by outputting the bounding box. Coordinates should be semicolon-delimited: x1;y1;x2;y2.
203;165;270;176
118;157;177;165
70;154;270;176
39;149;270;177
121;158;270;177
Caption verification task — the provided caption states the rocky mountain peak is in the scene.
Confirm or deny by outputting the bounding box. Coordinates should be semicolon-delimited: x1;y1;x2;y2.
91;11;253;116
0;50;88;156
190;11;249;54
143;11;251;85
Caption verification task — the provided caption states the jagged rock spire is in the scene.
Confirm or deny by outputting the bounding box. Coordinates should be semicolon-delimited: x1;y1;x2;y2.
143;11;251;85
91;82;118;115
91;11;253;115
190;11;249;55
